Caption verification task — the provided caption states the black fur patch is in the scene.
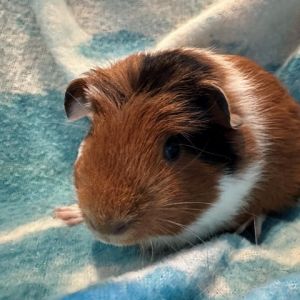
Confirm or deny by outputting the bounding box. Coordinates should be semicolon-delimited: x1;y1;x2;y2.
137;50;239;172
136;50;212;96
178;126;239;173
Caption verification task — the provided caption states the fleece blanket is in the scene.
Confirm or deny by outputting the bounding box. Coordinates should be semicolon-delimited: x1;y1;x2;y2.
1;0;300;299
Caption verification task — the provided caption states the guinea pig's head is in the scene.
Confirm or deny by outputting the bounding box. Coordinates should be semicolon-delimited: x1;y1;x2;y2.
64;49;243;246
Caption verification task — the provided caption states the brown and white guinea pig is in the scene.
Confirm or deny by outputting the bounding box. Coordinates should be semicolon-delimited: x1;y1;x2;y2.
55;48;300;247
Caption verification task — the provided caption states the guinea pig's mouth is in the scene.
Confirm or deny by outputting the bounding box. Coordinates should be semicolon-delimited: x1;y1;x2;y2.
85;223;137;246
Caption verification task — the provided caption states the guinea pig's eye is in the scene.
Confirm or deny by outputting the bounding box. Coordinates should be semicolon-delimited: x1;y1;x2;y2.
164;136;181;162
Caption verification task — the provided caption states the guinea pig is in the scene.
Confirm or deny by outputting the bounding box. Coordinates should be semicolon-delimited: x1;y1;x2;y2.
55;48;300;248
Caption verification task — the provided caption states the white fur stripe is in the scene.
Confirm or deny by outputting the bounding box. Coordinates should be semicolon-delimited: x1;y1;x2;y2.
182;162;262;240
0;217;64;244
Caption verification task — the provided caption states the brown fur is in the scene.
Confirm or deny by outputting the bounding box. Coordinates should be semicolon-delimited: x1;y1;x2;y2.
67;49;300;245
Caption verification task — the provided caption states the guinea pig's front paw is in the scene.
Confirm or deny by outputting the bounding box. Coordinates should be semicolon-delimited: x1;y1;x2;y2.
53;204;83;226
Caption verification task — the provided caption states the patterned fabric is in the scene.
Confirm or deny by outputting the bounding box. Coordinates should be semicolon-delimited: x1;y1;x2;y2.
1;1;299;299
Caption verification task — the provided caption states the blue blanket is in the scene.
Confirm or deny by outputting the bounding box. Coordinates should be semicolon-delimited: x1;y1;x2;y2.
1;1;300;299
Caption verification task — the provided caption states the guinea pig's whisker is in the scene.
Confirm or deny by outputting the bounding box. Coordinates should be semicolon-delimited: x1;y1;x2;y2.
172;143;210;175
138;243;147;266
157;207;206;213
39;121;85;128
202;101;218;117
157;218;205;244
181;144;231;160
162;239;180;252
150;240;154;262
65;91;89;112
167;154;201;178
157;219;212;276
6;118;87;129
156;223;195;248
181;101;218;124
39;120;84;128
186;142;229;161
161;201;212;207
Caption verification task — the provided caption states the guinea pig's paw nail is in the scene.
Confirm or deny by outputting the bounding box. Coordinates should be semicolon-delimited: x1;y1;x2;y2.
65;217;84;226
55;204;80;212
52;208;62;219
54;207;83;221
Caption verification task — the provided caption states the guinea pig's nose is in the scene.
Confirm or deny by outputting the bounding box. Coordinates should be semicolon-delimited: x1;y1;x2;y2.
106;221;130;235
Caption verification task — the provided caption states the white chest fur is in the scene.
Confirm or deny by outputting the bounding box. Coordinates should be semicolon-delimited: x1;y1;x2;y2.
179;162;262;241
152;162;263;248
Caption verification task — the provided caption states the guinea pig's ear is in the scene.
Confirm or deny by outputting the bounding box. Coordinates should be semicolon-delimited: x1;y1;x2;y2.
203;84;242;129
64;78;92;121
